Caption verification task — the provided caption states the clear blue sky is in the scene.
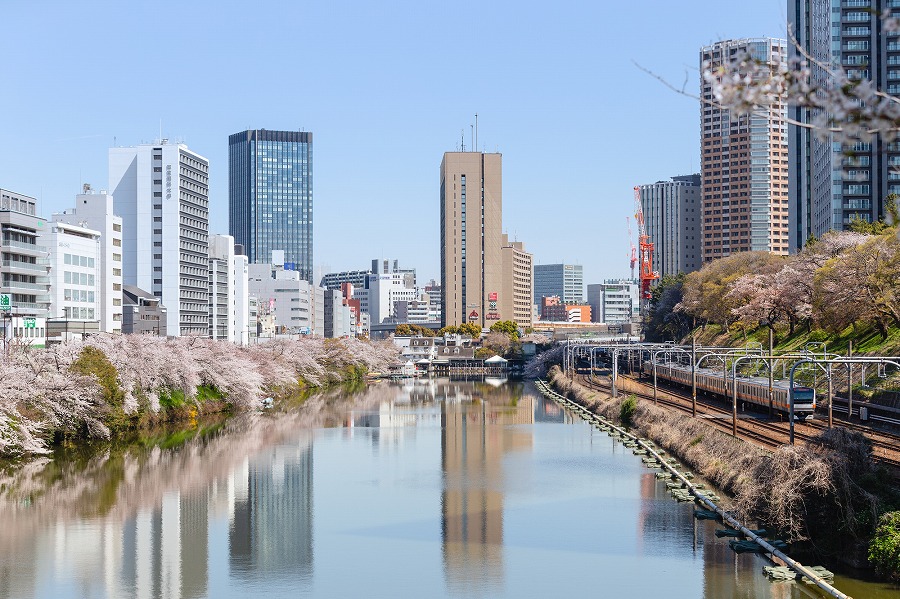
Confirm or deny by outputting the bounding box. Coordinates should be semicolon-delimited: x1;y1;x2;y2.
1;0;786;287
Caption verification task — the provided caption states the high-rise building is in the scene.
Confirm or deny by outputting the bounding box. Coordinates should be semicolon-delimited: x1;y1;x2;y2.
229;130;313;281
701;39;790;261
789;1;899;249
440;152;503;328
533;264;583;305
500;233;533;327
639;175;702;277
53;187;124;333
109;141;210;336
1;189;50;345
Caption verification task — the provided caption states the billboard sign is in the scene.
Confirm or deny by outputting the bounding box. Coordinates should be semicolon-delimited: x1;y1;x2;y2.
0;294;9;312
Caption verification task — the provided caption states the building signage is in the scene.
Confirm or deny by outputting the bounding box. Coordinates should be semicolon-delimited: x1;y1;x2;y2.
24;317;36;329
488;300;497;311
468;310;479;321
0;294;10;312
488;292;498;301
165;164;173;200
485;313;500;320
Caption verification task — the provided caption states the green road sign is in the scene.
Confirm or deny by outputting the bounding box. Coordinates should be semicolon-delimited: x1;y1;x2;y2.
24;317;35;328
0;294;10;312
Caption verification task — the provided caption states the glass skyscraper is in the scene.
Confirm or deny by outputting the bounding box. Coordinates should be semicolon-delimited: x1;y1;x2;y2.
229;130;313;281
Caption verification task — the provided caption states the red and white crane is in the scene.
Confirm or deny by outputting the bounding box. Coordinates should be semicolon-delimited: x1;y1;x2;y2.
633;186;659;304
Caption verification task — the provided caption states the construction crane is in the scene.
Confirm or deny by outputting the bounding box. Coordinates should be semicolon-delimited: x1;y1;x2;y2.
627;216;637;280
633;186;659;308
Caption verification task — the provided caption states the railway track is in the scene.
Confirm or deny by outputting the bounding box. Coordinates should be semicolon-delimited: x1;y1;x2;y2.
575;370;900;470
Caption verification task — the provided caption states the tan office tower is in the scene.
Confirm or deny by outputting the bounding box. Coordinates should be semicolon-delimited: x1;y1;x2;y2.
440;152;502;328
500;234;533;328
700;38;790;262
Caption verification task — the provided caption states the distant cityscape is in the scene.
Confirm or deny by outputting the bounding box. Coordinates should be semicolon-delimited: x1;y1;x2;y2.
3;11;896;346
1;132;642;347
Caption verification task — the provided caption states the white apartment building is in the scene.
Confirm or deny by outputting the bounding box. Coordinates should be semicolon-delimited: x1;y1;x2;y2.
110;141;210;336
41;221;102;326
52;187;124;333
587;280;640;324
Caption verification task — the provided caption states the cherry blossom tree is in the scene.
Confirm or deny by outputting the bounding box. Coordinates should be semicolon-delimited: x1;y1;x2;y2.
0;334;399;456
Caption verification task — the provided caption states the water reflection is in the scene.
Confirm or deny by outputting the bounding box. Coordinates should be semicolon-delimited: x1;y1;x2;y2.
230;436;313;583
440;383;534;595
0;380;898;599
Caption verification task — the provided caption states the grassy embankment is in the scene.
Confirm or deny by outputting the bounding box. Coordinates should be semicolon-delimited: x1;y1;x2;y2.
547;365;900;577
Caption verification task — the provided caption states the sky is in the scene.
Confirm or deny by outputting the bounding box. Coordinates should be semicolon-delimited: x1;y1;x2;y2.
1;0;787;287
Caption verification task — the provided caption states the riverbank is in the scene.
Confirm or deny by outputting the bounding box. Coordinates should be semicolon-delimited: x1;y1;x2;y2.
0;335;397;458
546;366;900;577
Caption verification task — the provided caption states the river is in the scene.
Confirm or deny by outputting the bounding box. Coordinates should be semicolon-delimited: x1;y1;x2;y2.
0;379;897;598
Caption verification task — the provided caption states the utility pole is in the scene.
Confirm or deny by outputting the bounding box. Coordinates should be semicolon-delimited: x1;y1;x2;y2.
847;340;853;421
827;362;833;429
691;335;697;417
768;327;774;417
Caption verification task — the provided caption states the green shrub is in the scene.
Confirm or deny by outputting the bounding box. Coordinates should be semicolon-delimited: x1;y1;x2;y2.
158;388;187;410
808;329;829;343
196;384;224;403
620;395;637;427
71;346;124;408
869;511;900;581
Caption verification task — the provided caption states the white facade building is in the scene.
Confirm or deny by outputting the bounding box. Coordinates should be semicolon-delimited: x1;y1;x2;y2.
40;221;102;326
248;259;316;336
233;253;250;344
52;188;124;333
368;271;417;325
209;234;236;342
110;141;210;336
587;279;640;324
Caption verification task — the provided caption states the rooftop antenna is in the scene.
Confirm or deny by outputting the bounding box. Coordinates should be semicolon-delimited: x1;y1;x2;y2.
159;119;162;144
475;113;478;153
470;124;474;153
461;129;465;152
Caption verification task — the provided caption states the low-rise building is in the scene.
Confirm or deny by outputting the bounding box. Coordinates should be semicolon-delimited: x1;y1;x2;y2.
52;186;124;333
1;189;51;326
122;285;167;335
587;279;640;324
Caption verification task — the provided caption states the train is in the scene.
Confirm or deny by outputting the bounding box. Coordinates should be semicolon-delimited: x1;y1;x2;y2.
644;361;817;419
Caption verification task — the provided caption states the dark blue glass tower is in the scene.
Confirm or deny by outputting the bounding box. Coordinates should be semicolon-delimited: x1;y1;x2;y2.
229;130;313;281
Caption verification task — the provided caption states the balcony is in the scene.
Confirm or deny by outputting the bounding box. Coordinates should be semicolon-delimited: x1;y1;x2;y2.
2;260;47;273
1;280;48;291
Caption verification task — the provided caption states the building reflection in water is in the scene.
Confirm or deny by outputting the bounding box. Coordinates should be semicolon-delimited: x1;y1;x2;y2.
439;381;534;595
229;434;313;583
117;488;208;599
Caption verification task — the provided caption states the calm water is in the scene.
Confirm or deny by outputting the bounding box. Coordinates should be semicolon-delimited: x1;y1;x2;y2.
0;380;897;599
